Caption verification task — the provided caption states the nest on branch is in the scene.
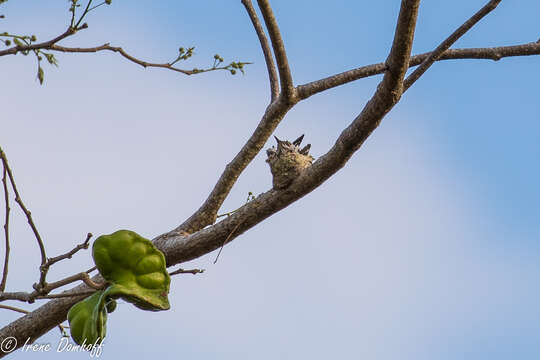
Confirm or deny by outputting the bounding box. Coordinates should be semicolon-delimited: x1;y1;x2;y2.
266;134;314;189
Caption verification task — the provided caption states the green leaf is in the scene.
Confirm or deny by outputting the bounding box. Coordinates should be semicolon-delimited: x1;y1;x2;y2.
92;230;170;311
67;290;110;346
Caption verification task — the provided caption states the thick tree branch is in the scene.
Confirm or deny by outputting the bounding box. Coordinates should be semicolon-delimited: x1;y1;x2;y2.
256;0;295;100
383;0;420;90
0;304;69;337
0;282;93;356
297;41;540;100
404;0;502;90
242;0;279;101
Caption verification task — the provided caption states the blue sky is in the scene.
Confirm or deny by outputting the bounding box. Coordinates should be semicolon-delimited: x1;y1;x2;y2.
1;1;539;359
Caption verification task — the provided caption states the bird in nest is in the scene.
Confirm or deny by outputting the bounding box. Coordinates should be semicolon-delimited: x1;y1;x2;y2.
266;134;314;189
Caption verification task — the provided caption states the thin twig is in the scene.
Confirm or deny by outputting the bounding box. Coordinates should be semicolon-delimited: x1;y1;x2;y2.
0;304;28;314
0;152;10;292
42;233;92;270
50;43;188;74
0;24;246;77
0;148;48;290
48;43;241;76
34;233;92;293
241;0;279;101
169;268;205;276
213;219;245;264
38;272;104;293
404;0;502;90
74;0;93;29
256;0;295;100
216;192;256;220
35;290;96;300
58;324;70;338
0;272;104;302
88;2;108;12
0;25;85;57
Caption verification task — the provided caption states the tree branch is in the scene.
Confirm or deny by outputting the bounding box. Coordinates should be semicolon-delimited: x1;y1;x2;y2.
1;25;248;77
297;41;540;100
404;0;502;90
242;0;279;102
0;148;48;291
0;156;9;292
0;25;83;57
0;271;104;302
0;304;69;337
169;268;205;276
0;304;28;315
48;43;222;75
44;233;92;269
256;0;295;100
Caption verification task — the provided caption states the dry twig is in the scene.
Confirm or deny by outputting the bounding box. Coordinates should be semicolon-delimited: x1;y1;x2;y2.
0;271;104;303
0;152;10;292
39;233;93;279
0;148;47;291
169;268;205;276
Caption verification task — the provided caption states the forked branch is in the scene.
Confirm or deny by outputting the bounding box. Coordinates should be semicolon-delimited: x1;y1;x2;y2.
256;0;295;100
404;0;502;90
0;272;103;302
0;148;47;291
298;41;540;100
241;0;279;101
